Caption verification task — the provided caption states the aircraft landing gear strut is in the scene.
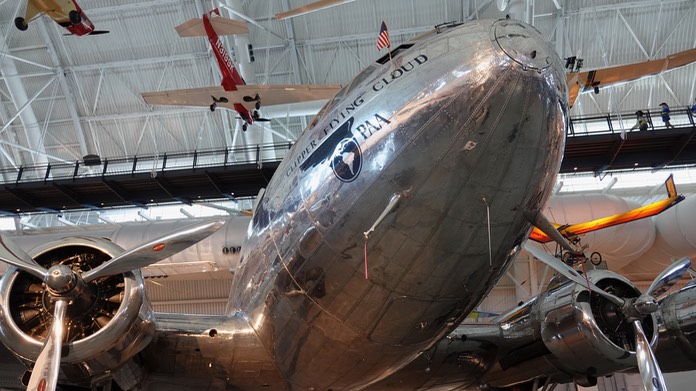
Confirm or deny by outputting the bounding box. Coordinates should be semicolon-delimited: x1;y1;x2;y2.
560;250;603;267
209;96;229;112
243;93;261;110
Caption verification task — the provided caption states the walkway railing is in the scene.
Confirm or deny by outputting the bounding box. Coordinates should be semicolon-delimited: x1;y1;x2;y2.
0;143;292;185
1;106;694;185
569;106;695;137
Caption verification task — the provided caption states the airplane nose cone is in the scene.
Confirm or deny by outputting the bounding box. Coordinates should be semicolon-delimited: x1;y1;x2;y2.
493;19;553;71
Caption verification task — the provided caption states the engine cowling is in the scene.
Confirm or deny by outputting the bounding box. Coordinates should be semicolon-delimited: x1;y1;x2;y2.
654;283;696;371
486;270;656;387
0;236;156;387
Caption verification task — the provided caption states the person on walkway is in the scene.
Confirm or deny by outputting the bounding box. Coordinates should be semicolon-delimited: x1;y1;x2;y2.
630;110;649;131
660;102;675;129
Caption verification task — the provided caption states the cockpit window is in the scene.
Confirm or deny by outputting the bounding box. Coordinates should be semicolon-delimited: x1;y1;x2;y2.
306;62;380;132
375;44;414;64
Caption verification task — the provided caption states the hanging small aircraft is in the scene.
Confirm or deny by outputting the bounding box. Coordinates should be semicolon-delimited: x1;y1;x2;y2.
141;9;341;131
14;0;108;36
2;17;696;391
528;174;684;264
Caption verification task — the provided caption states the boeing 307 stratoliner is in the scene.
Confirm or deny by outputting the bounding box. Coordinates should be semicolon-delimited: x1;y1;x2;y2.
1;17;696;391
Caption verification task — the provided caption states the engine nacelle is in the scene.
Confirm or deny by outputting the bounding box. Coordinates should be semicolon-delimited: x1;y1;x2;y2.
654;284;696;371
0;236;156;387
486;270;656;387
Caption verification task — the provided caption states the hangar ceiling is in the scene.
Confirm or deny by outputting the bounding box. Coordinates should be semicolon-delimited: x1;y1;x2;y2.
0;0;694;177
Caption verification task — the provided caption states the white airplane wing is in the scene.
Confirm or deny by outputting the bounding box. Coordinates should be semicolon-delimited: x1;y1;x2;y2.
175;17;249;37
567;47;696;107
142;84;341;110
275;0;357;20
235;84;341;106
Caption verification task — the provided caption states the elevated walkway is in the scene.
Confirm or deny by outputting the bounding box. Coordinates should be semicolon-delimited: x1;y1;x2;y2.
562;106;696;175
0;107;694;215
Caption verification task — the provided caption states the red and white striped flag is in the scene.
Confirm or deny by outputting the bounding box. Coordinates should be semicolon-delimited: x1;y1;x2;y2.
377;21;390;50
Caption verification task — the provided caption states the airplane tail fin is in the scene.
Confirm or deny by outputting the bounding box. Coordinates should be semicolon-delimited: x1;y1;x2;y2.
665;174;677;198
175;16;249;37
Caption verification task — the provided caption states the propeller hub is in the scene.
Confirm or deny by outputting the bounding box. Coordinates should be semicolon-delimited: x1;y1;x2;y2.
634;295;659;315
45;265;77;294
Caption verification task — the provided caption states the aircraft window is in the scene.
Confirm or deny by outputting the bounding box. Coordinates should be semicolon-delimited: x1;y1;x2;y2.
375;44;414;64
306;63;379;131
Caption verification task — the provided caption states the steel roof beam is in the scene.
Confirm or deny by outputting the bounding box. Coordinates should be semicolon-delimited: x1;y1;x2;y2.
37;19;92;159
565;0;691;15
281;0;307;133
65;53;209;73
86;0;187;14
0;52;55;71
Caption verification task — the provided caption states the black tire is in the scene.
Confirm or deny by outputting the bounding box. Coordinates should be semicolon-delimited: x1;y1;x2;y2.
590;252;602;266
561;251;573;265
209;104;216;112
69;10;81;25
242;124;247;131
15;17;28;31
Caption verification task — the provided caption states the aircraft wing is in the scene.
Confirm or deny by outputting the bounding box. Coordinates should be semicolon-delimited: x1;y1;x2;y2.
139;313;288;390
142;84;341;110
275;0;356;20
24;0;42;22
567;47;696;107
529;175;685;244
234;84;341;107
142;86;234;109
175;16;249;37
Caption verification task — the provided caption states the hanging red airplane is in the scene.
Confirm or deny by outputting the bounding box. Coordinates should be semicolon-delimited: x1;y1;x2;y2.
141;9;341;131
14;0;108;36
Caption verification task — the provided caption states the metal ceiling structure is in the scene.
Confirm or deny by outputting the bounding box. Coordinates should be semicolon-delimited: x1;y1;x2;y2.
0;0;694;180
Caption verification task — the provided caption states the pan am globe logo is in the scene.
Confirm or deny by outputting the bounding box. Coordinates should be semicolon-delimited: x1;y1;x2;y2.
331;136;362;182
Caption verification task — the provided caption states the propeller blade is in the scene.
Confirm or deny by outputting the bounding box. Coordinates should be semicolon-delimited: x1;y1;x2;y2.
683;279;696;290
524;243;625;307
27;300;67;391
632;320;668;391
88;30;110;35
255;118;271;122
646;257;692;300
523;209;579;255
81;219;225;283
0;233;47;281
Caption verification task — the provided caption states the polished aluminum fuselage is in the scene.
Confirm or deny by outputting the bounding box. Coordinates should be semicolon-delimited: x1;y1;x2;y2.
229;19;567;390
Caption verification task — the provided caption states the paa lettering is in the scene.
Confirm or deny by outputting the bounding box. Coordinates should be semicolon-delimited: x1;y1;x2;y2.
355;114;391;140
